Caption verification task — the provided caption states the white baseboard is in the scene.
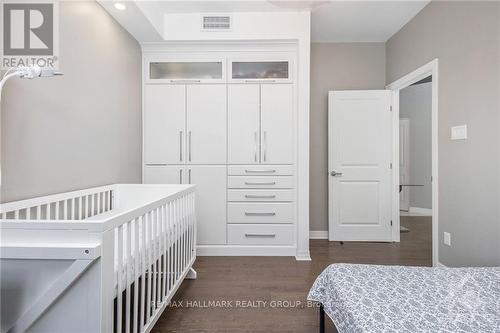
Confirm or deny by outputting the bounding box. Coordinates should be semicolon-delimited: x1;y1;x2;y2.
295;252;312;261
309;230;328;239
409;207;433;216
436;261;447;267
196;245;296;257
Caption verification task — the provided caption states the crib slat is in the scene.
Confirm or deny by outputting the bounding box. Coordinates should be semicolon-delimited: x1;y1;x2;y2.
79;197;82;220
132;219;139;333
91;194;95;217
192;193;195;260
182;198;185;273
140;215;146;332
166;203;171;293
117;226;124;333
156;207;161;307
37;205;41;219
162;205;167;302
176;199;179;281
64;200;68;219
151;209;157;314
26;207;31;220
125;221;132;333
97;193;101;214
182;198;186;273
55;201;60;220
14;210;19;220
146;212;152;323
46;203;51;220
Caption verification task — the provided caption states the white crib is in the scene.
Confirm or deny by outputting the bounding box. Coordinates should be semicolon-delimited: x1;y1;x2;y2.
0;184;197;333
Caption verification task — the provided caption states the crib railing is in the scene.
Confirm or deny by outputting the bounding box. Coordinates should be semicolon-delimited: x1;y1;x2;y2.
0;184;197;333
0;185;115;220
114;191;196;333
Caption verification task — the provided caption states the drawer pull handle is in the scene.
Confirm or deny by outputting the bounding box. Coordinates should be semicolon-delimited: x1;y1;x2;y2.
245;169;276;173
244;212;276;216
245;233;276;238
245;195;277;199
170;79;201;83
244;182;276;186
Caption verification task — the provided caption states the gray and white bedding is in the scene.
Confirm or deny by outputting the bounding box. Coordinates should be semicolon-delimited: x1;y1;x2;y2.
308;263;500;333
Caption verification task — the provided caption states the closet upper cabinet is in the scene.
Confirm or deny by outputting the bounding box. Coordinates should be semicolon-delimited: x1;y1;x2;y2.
187;85;227;164
144;85;185;165
229;59;292;83
261;84;294;164
145;55;226;84
228;84;293;165
228;84;260;164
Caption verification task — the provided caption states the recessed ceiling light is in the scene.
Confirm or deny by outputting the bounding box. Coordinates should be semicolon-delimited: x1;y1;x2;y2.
114;2;126;11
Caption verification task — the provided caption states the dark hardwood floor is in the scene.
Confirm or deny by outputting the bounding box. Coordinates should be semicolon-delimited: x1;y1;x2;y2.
152;216;432;333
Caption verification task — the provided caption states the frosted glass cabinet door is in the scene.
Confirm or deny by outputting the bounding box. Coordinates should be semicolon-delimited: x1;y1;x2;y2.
187;166;227;245
228;84;260;164
261;84;294;164
186;85;227;164
230;61;290;82
149;61;223;83
144;85;185;164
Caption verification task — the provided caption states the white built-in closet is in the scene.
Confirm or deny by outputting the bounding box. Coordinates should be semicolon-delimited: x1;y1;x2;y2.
143;50;298;256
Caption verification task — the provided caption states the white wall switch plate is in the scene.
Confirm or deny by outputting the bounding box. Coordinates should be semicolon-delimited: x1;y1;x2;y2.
451;125;467;140
443;232;451;246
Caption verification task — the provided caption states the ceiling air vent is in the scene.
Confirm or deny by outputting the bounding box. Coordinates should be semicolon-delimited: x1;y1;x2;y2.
201;15;231;31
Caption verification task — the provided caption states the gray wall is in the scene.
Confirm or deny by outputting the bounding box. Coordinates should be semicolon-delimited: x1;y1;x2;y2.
400;82;432;209
387;1;500;266
1;1;142;202
310;43;386;231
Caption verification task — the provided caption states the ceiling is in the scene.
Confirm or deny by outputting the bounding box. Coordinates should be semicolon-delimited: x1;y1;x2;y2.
312;1;429;42
99;0;430;43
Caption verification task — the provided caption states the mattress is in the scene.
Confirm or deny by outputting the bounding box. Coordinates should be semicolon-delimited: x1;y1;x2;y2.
308;263;500;333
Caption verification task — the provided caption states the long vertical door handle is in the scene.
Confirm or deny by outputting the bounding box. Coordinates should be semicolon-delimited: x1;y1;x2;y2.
179;169;183;184
179;131;183;162
254;131;258;162
188;169;191;184
188;131;192;162
263;131;267;162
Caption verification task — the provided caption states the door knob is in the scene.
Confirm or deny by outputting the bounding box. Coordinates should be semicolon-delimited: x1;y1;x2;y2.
330;171;343;177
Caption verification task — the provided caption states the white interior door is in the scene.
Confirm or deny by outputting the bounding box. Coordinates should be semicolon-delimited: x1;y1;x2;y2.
144;85;185;164
228;84;260;164
187;166;227;245
187;85;227;164
328;90;393;241
261;84;294;164
399;119;410;211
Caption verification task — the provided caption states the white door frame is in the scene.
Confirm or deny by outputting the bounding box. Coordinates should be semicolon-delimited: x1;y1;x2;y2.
399;118;410;212
387;59;439;266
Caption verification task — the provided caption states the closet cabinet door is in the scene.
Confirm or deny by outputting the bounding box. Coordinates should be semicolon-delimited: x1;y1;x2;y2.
187;166;227;245
261;84;294;164
144;165;185;184
228;84;260;164
186;85;227;164
144;85;186;164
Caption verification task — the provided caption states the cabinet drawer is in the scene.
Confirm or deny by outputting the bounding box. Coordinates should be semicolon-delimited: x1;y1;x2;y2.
228;203;293;224
228;224;294;245
227;190;293;202
228;165;293;176
227;176;293;189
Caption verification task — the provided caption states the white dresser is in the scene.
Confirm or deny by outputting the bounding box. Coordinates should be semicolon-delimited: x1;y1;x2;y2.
143;50;297;256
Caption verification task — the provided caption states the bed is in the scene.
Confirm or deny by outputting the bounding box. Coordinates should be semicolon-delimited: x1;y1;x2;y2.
308;263;500;333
